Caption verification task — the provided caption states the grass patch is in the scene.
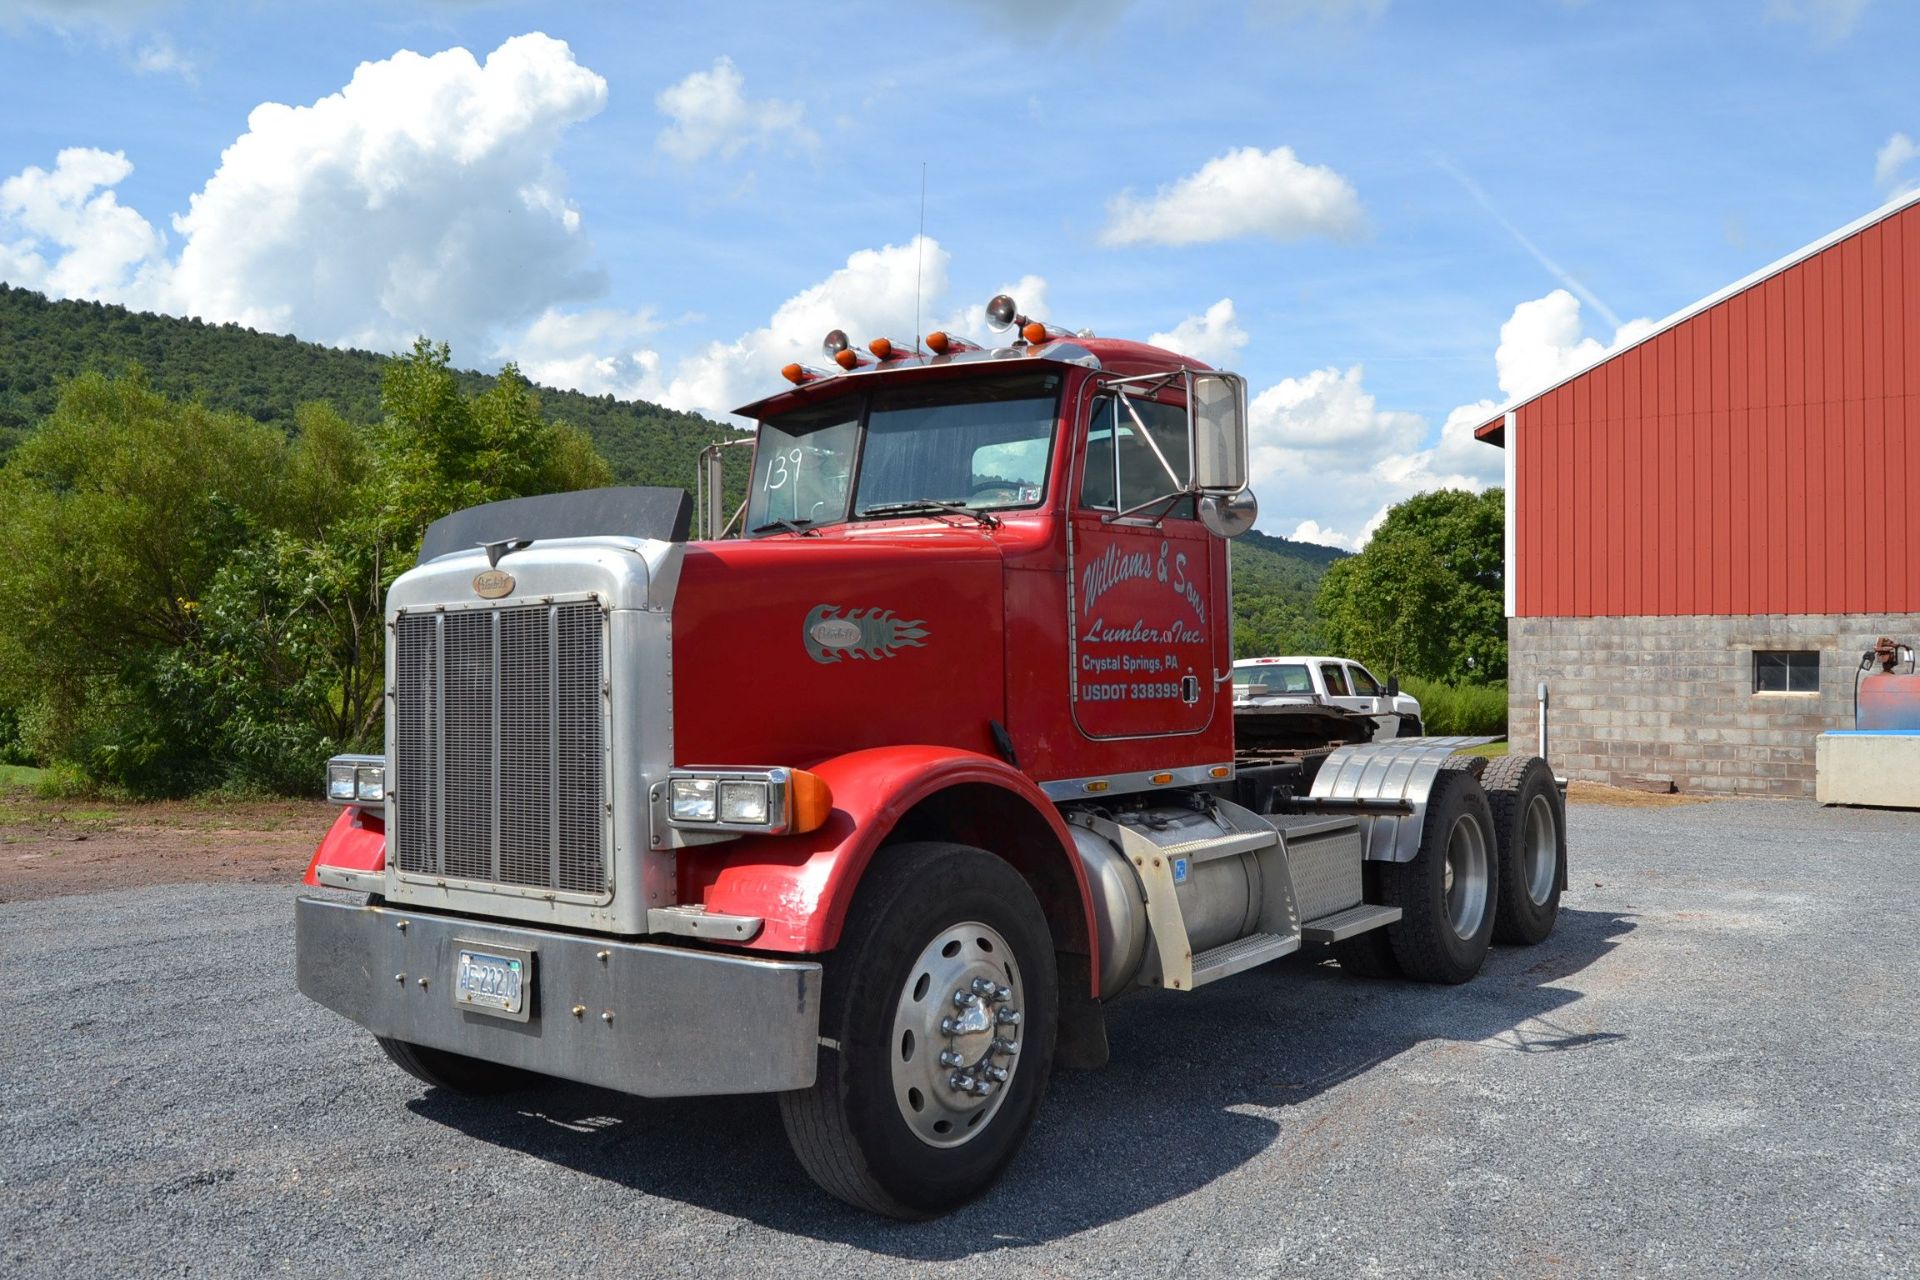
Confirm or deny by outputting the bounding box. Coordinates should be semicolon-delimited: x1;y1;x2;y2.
0;763;48;790
1457;740;1509;758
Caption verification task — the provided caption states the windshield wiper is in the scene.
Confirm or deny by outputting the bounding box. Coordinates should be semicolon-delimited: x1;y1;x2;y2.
749;517;818;536
857;500;1000;529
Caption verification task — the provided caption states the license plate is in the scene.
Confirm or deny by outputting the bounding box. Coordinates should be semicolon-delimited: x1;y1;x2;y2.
454;946;532;1021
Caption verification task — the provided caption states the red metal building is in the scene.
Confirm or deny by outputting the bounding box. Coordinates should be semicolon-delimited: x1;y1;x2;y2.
1477;189;1920;797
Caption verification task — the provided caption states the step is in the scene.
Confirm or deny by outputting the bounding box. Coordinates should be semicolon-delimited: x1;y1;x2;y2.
1150;827;1279;866
1299;903;1401;944
1189;931;1300;987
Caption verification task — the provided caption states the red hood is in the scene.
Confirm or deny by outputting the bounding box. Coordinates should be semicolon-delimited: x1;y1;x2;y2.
671;523;1009;768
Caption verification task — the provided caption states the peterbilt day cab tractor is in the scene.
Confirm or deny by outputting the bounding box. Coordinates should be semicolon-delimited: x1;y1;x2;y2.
296;294;1568;1218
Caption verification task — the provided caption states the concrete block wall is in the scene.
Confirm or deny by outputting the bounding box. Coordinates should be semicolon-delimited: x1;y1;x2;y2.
1507;613;1920;798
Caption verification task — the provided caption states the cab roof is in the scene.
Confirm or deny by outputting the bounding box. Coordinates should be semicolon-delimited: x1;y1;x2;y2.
730;336;1211;421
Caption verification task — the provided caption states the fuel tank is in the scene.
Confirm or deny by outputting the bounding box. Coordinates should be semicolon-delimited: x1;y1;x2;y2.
671;529;1007;766
1859;673;1920;731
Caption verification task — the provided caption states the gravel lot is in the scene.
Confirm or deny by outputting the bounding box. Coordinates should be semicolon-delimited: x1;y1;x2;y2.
3;797;1915;1279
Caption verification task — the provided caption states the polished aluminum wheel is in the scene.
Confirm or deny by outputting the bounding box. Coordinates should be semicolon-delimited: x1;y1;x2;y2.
888;921;1023;1149
1523;792;1557;906
1441;812;1491;940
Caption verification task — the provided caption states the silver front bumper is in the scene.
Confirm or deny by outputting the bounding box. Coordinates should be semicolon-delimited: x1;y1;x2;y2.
296;896;821;1096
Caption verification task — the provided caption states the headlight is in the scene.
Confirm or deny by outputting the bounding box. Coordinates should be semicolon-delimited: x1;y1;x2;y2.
669;777;718;822
718;780;770;825
327;762;356;802
662;767;825;835
326;754;387;805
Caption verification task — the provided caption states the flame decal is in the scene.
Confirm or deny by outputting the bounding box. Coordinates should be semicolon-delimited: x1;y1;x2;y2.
804;604;930;664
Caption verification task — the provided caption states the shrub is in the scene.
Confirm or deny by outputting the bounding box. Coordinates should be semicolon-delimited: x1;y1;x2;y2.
1402;677;1509;737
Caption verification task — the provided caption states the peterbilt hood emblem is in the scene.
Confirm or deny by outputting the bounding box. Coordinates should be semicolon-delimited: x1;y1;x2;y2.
805;605;928;663
472;569;516;599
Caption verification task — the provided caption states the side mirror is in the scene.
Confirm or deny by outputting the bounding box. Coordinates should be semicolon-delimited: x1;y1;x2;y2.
1198;488;1257;538
1386;675;1400;698
1190;371;1248;492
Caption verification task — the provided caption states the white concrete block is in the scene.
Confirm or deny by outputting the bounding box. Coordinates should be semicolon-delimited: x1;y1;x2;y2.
1815;732;1920;809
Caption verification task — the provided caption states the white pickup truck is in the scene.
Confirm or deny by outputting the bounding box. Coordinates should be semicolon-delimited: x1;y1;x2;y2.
1232;655;1425;739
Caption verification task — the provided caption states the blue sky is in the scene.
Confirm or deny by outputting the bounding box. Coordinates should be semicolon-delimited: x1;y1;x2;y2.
2;0;1915;546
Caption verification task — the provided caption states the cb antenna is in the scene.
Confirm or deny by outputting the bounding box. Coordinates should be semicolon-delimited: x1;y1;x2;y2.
914;161;927;350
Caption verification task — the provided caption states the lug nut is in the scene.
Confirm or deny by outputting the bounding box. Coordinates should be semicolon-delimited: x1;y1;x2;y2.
940;1017;959;1035
996;1008;1022;1026
984;1066;1009;1084
953;991;978;1008
950;1074;975;1092
971;978;996;996
972;1081;994;1097
992;1038;1019;1056
992;985;1012;1003
938;1050;965;1068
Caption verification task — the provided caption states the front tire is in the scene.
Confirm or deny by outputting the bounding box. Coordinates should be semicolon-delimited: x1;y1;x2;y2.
779;842;1058;1218
374;1037;536;1094
1376;768;1500;984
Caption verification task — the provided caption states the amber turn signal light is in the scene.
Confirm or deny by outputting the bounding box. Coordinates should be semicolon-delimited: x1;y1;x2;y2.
781;363;807;385
925;330;951;354
834;348;861;370
787;769;834;834
869;337;894;359
1020;321;1049;345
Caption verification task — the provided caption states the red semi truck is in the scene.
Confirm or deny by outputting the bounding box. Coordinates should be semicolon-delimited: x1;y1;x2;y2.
296;295;1567;1218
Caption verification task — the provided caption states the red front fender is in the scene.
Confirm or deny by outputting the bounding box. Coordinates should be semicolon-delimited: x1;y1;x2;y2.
302;805;387;886
676;746;1099;993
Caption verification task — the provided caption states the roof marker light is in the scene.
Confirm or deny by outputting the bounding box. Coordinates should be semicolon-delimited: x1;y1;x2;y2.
926;330;982;355
1021;320;1049;345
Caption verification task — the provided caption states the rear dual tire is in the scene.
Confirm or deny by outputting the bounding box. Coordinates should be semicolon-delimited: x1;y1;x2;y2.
1334;768;1499;984
1481;754;1566;945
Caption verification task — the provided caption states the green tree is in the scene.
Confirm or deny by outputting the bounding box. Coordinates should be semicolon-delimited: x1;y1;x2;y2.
1315;488;1506;683
0;344;619;796
0;369;291;791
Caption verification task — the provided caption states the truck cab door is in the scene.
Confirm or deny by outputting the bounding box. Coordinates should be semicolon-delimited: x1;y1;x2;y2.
1068;390;1221;741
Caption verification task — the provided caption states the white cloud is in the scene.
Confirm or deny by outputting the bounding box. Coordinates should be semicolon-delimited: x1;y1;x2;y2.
1247;288;1652;549
1100;146;1364;248
1149;298;1248;367
515;236;959;419
656;57;815;163
1493;288;1654;402
0;147;167;300
133;34;195;83
1876;132;1918;197
1766;0;1872;42
0;34;612;359
509;306;665;399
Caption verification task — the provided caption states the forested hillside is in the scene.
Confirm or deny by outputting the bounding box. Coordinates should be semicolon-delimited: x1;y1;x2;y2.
1230;528;1346;658
0;284;745;481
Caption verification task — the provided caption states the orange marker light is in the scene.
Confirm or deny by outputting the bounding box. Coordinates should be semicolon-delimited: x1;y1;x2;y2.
1021;320;1048;345
834;348;860;370
1209;765;1232;779
925;330;951;354
787;769;833;834
1149;772;1174;786
781;363;807;385
869;337;894;359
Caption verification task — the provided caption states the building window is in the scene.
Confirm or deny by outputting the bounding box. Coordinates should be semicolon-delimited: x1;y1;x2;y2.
1753;650;1819;694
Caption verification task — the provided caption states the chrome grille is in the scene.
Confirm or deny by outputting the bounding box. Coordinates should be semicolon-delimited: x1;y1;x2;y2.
391;601;608;896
